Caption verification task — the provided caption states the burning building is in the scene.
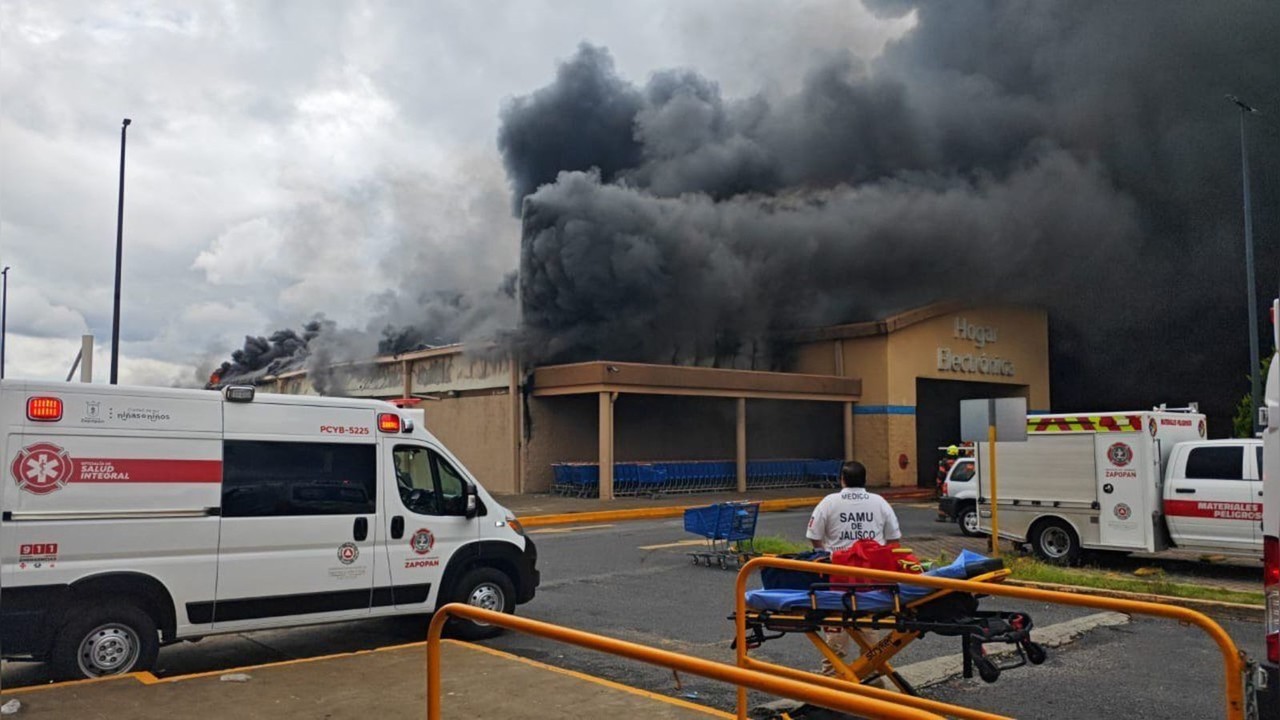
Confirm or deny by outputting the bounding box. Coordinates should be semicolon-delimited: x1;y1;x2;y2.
241;302;1049;496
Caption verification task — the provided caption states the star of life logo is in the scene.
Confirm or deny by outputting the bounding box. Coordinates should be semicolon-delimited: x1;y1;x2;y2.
10;443;75;495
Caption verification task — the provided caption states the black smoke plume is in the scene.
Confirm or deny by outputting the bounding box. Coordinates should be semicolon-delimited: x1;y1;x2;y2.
502;2;1279;430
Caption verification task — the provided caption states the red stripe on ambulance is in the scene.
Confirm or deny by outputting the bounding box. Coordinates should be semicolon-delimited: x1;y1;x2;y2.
72;458;222;484
1164;499;1263;521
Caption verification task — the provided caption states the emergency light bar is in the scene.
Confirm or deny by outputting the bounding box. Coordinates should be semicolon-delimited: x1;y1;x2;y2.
26;396;63;421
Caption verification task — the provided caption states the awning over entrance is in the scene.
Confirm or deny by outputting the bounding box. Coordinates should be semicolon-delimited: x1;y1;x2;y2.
531;362;861;500
531;361;860;402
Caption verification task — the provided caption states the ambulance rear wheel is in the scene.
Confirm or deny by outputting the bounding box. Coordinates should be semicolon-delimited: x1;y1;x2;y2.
51;601;159;680
448;567;516;640
1030;518;1081;566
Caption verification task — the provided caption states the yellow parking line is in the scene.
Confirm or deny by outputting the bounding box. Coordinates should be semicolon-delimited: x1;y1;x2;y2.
529;523;615;535
638;539;708;550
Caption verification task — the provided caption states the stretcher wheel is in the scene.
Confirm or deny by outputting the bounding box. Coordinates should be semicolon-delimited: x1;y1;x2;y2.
691;555;701;566
973;655;1001;684
1024;641;1047;665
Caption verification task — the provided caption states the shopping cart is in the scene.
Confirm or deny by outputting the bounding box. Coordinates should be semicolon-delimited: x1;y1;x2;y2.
683;501;761;569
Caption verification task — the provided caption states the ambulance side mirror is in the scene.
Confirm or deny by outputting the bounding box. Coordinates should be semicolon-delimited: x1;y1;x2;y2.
464;484;479;520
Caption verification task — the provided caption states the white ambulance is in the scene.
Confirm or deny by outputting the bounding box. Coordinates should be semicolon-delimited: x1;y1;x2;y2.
0;381;539;679
975;410;1264;564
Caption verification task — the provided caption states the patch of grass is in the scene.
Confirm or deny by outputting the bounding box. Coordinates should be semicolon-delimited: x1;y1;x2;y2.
750;535;809;555
1006;556;1264;606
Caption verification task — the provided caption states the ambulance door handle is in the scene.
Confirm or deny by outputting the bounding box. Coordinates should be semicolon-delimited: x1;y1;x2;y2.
353;516;369;542
390;516;405;539
1174;488;1196;494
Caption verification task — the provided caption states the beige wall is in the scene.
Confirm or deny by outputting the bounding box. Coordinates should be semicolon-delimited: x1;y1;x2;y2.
423;391;517;494
523;395;600;493
884;306;1050;409
851;415;916;488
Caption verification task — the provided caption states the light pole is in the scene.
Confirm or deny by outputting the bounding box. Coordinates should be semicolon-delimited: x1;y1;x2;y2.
110;118;131;385
1;265;9;380
1226;95;1261;434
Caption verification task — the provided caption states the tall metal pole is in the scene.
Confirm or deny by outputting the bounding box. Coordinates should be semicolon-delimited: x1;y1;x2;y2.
1227;96;1260;434
110;118;131;385
1;266;9;380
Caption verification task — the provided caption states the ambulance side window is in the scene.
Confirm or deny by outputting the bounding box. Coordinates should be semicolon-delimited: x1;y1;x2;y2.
429;450;467;516
394;446;441;516
222;441;377;517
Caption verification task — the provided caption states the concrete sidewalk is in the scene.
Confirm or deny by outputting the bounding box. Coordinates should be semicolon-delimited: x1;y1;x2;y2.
0;640;730;720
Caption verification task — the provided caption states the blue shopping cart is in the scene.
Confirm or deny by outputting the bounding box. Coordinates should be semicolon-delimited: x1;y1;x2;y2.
683;501;761;569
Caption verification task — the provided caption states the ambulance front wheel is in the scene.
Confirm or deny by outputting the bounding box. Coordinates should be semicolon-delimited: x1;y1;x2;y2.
51;601;159;680
448;567;516;640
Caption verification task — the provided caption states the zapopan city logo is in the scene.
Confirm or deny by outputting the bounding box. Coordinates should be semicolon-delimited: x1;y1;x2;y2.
1114;503;1132;521
1107;442;1133;468
10;442;75;495
410;528;435;555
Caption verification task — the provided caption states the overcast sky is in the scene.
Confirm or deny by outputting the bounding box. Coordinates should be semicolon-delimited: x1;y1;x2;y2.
0;0;912;385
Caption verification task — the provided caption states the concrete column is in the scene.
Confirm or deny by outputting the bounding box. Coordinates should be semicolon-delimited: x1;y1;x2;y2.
599;392;615;501
736;397;747;493
843;402;855;461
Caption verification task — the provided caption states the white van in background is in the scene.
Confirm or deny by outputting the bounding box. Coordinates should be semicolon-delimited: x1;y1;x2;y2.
0;381;539;679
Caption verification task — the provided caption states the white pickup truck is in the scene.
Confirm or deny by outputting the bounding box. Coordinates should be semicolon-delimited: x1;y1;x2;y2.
973;410;1263;565
936;458;980;536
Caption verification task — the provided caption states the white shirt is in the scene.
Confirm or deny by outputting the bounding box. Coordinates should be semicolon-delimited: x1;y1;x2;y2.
806;487;902;551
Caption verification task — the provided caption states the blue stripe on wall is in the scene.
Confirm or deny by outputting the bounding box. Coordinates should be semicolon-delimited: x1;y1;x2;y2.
854;405;916;415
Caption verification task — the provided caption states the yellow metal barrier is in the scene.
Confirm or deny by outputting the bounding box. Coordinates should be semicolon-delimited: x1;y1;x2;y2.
734;557;1249;720
427;603;946;719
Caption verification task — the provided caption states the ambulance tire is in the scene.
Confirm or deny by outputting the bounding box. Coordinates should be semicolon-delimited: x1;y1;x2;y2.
51;601;159;680
448;567;516;640
1029;518;1082;566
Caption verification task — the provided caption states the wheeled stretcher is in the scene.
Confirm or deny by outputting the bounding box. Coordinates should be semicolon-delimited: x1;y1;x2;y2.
735;550;1047;695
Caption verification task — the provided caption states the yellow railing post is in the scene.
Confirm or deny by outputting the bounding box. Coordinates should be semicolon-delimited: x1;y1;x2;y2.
427;603;955;720
735;557;1248;720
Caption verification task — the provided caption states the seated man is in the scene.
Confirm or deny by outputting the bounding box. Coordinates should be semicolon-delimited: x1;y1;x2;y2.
805;460;902;675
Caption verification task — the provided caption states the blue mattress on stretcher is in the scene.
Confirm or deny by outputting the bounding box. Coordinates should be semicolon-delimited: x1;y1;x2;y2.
744;549;995;613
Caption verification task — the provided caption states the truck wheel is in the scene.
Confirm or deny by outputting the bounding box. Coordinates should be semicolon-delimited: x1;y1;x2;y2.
1030;519;1081;566
51;601;159;680
447;567;516;641
957;505;981;537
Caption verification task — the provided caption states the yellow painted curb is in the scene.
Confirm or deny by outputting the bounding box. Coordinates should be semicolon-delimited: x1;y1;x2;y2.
1006;579;1264;621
